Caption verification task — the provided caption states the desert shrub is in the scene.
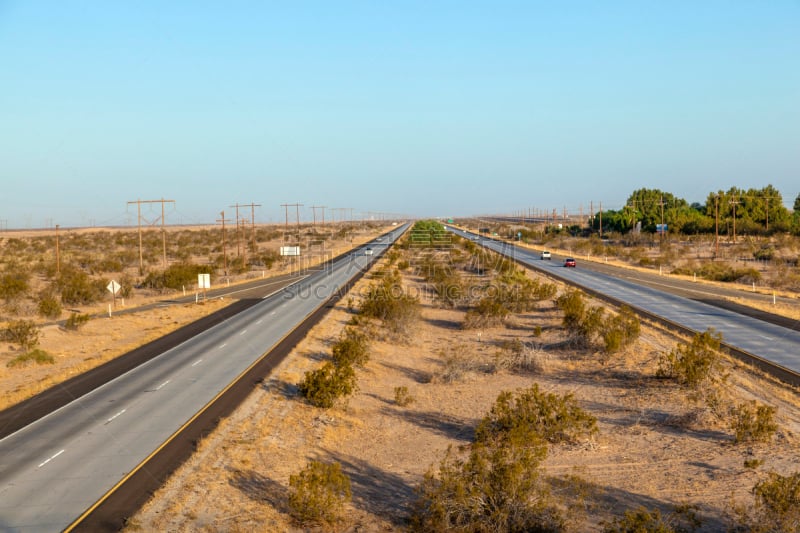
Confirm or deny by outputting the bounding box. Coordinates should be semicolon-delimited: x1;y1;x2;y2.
656;329;723;388
297;361;357;408
600;306;641;354
673;261;762;283
744;459;764;469
753;247;774;261
462;296;508;329
7;348;55;367
745;471;800;532
0;267;30;301
397;259;410;271
288;460;352;526
462;272;555;329
3;319;40;351
494;340;548;374
410;439;563;533
394;386;415;406
556;289;605;346
57;265;106;305
64;312;91;331
432;269;464;308
434;343;484;383
475;383;597;446
359;272;419;335
331;327;370;368
37;292;62;319
730;401;778;444
602;504;701;533
142;261;213;291
556;290;605;347
252;249;280;270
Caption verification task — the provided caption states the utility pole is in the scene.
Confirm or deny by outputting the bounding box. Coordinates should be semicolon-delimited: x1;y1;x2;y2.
55;224;61;274
230;203;242;257
280;203;303;237
599;202;603;238
231;202;261;258
714;194;720;257
310;205;326;227
216;211;232;276
730;195;740;244
127;198;175;272
660;195;665;240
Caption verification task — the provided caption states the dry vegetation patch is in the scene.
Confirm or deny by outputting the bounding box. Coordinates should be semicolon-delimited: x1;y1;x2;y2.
128;229;800;531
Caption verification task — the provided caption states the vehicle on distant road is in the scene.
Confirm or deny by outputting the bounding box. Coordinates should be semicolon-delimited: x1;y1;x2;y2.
564;257;576;267
364;247;374;256
541;251;551;260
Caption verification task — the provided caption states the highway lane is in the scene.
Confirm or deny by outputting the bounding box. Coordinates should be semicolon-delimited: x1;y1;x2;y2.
0;224;409;533
449;228;800;376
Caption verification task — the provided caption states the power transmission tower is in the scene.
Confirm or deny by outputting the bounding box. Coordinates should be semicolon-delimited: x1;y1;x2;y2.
127;198;175;272
231;202;261;263
280;203;304;239
310;205;326;227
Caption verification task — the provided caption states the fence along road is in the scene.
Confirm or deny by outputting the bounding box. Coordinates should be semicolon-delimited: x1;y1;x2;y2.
0;223;409;533
448;227;800;381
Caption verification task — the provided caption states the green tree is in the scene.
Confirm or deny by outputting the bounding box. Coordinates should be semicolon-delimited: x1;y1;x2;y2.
626;189;688;233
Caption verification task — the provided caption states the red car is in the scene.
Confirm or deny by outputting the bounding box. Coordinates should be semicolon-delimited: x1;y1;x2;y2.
564;258;576;267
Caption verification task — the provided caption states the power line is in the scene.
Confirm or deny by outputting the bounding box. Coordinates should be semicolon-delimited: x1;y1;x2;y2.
126;198;175;272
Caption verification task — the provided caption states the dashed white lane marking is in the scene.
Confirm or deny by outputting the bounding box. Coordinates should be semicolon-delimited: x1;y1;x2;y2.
219;343;227;349
191;359;202;367
106;409;126;424
240;329;247;335
155;380;170;391
270;311;276;316
38;449;65;468
256;319;263;325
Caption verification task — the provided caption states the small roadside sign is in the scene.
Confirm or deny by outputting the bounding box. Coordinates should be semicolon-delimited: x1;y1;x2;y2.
107;280;121;309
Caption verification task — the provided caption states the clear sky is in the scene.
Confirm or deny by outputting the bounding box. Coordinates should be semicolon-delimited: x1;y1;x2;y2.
1;1;798;228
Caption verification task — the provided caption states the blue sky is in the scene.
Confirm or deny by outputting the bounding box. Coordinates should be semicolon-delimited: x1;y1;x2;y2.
1;1;798;228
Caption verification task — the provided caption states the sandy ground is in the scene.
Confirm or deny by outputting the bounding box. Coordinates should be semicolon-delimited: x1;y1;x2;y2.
125;248;800;531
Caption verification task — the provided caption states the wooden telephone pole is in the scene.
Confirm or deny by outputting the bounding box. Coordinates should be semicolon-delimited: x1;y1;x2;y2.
216;211;232;276
310;205;327;227
127;198;175;272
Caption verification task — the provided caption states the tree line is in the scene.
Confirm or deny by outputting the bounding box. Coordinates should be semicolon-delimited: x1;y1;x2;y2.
591;185;800;236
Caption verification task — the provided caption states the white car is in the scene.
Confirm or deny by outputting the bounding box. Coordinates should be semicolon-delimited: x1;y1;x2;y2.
541;251;551;260
364;247;374;256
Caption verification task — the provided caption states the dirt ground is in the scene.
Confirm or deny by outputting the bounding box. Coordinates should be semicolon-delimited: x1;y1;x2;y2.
124;246;800;531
